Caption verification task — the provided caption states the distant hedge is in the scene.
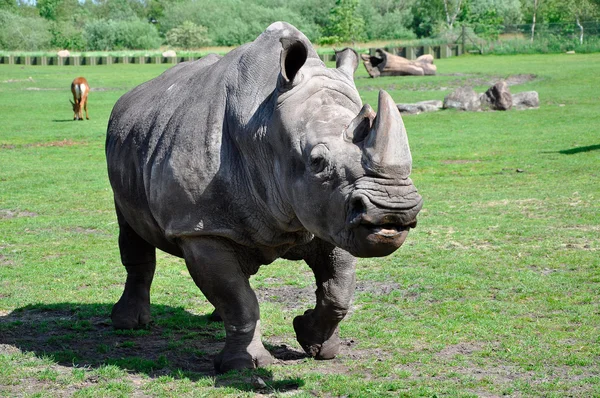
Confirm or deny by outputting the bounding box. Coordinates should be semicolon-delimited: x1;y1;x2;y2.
0;10;51;51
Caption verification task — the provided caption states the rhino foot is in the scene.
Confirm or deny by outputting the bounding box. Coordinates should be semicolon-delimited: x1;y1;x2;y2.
111;291;151;329
214;343;273;373
293;309;341;360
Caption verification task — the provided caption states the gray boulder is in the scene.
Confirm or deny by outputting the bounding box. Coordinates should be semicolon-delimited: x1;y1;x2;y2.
480;81;513;111
443;87;481;111
397;100;443;115
512;91;540;110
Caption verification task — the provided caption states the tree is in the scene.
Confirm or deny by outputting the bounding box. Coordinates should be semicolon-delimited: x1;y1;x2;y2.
321;0;366;44
443;0;463;29
564;0;599;43
0;9;52;50
166;21;211;48
359;0;416;41
530;0;541;41
0;0;17;11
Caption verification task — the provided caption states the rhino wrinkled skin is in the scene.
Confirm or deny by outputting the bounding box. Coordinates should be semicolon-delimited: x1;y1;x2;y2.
106;22;423;373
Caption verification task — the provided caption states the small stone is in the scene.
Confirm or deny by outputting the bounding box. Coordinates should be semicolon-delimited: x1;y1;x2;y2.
252;376;268;389
516;169;524;173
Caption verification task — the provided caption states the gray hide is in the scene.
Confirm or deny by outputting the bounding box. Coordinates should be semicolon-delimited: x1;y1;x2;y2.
106;22;422;373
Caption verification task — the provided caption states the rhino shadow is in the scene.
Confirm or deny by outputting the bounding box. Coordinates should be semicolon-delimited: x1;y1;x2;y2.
0;303;305;392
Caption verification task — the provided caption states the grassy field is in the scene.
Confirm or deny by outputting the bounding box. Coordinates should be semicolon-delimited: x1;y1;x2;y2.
1;52;599;397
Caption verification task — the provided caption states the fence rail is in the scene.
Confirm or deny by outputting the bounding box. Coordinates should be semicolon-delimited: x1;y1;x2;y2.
0;44;463;66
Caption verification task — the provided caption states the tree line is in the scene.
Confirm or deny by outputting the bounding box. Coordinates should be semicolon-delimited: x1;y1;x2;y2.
0;0;598;51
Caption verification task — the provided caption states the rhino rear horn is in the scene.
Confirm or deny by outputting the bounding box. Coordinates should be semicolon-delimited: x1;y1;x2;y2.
335;48;359;77
280;38;308;84
344;104;375;143
362;90;412;179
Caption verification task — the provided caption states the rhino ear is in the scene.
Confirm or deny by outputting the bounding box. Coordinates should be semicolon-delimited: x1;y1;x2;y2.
280;37;308;84
335;48;359;77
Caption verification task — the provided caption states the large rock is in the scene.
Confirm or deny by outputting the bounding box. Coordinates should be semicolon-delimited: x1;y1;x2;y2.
397;100;443;115
512;91;539;110
480;81;513;111
361;49;437;78
443;87;481;111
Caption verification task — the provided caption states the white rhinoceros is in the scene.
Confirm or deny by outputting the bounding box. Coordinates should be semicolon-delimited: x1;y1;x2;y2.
106;22;423;373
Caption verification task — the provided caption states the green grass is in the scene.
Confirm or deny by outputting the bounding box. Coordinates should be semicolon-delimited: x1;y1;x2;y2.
1;53;599;397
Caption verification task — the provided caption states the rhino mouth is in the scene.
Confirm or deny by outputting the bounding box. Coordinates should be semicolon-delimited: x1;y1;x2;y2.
364;221;417;237
345;194;421;257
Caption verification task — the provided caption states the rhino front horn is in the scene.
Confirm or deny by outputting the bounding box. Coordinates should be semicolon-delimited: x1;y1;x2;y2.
362;90;412;179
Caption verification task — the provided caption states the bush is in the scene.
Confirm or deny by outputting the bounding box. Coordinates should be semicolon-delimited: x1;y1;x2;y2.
166;21;211;48
480;35;600;55
49;21;86;50
0;10;51;50
84;18;162;51
160;0;320;46
115;19;162;49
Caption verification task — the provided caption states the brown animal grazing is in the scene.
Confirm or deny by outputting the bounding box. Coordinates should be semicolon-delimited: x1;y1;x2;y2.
70;77;89;120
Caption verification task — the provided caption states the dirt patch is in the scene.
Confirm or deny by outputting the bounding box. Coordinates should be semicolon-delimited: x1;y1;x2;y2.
2;77;34;83
35;139;82;147
0;139;84;150
436;341;487;359
0;254;16;267
505;74;537;86
91;87;123;92
365;73;538;93
66;227;104;235
441;159;482;164
26;87;61;91
441;73;537;88
0;209;38;219
254;280;402;313
255;285;314;312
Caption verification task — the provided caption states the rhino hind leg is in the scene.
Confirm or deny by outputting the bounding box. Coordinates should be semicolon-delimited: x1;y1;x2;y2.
111;207;156;329
291;240;356;360
179;238;273;373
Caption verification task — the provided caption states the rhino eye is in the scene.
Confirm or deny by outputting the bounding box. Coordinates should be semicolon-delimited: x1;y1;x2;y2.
309;144;330;175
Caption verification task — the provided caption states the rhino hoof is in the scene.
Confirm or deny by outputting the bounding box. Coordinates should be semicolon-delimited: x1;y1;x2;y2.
214;349;273;373
293;312;341;360
110;300;150;329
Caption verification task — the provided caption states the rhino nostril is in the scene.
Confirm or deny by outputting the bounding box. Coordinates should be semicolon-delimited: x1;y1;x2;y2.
349;197;367;226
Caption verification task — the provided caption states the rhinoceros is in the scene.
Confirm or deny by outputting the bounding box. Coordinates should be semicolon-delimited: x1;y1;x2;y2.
106;22;423;373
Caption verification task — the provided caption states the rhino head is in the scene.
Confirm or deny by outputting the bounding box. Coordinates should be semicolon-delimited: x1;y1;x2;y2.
268;39;423;258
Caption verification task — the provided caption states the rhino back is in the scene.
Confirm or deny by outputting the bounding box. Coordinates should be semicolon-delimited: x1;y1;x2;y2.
106;23;317;257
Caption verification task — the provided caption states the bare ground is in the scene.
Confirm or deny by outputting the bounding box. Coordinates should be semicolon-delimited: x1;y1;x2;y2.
1;279;596;396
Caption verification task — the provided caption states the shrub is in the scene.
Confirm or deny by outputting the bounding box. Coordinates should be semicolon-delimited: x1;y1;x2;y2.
49;21;86;50
83;19;116;51
84;18;162;51
159;0;320;46
166;21;211;48
0;10;51;50
115;19;162;49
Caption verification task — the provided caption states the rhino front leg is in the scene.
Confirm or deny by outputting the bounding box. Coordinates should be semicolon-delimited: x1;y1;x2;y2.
292;239;357;359
179;238;273;373
111;207;156;329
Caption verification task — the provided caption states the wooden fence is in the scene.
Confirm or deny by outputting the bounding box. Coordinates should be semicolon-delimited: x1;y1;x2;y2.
0;44;463;66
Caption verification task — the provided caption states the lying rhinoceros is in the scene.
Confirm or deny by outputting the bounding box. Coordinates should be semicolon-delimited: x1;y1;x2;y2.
106;22;423;373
